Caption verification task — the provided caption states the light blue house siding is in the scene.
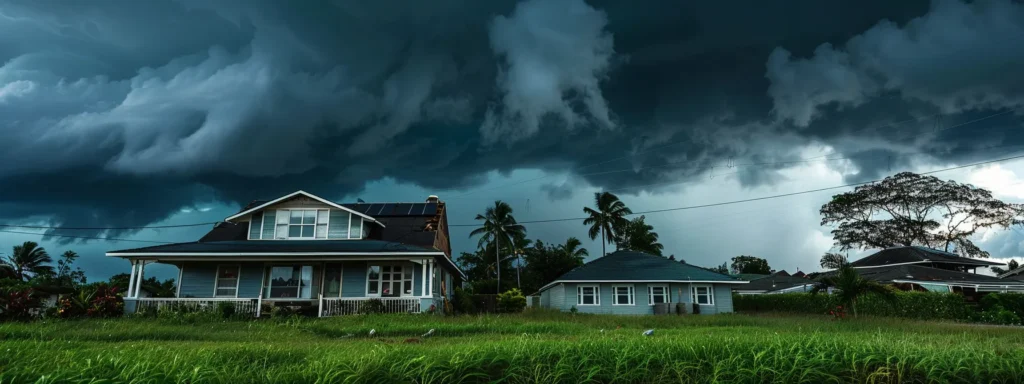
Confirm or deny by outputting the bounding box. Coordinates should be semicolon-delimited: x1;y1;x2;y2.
177;261;426;298
540;282;734;315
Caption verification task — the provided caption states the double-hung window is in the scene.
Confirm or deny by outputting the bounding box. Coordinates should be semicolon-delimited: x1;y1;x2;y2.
612;285;635;305
214;265;240;297
648;285;669;305
275;209;329;239
263;265;314;299
691;285;714;305
577;285;599;305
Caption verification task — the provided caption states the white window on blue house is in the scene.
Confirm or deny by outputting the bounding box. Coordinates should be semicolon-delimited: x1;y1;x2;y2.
648;285;669;305
214;265;240;297
367;265;413;297
691;285;714;305
612;285;634;305
577;285;599;305
275;209;329;239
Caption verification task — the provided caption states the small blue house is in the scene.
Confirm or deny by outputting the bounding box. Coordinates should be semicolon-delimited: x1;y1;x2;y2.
537;251;745;315
107;191;465;317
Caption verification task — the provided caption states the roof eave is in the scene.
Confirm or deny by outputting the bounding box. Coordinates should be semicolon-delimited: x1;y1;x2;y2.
537;279;748;293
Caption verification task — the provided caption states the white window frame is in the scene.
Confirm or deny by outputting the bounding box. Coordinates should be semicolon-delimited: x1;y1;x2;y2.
647;285;670;305
612;284;635;306
262;264;315;300
366;264;414;297
213;265;240;298
248;212;264;240
576;285;600;306
274;209;330;240
691;284;714;305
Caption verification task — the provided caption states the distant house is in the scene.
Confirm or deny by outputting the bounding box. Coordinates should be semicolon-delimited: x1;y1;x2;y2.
536;251;747;315
734;271;815;295
107;191;464;317
833;246;1024;300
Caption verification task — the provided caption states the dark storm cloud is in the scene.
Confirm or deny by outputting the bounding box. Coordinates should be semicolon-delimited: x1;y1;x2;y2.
2;0;1023;241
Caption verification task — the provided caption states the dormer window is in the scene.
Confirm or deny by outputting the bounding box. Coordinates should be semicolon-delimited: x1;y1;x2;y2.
276;209;329;239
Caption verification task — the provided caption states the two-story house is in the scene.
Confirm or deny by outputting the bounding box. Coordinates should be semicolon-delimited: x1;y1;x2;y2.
107;191;464;317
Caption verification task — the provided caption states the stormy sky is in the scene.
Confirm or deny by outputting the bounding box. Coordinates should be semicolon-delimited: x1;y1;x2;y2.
3;0;1024;281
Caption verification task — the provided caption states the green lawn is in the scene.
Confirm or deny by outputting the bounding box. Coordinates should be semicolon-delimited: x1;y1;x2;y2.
1;311;1023;383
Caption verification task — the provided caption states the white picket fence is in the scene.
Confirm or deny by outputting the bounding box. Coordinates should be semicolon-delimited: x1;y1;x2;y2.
133;298;260;317
320;297;420;317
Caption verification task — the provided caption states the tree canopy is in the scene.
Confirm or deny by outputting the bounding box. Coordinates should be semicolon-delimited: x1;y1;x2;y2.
730;255;771;274
992;259;1021;275
821;172;1024;258
614;215;664;256
583;192;632;257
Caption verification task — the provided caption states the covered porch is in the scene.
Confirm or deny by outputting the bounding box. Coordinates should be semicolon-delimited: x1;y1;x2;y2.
118;254;457;317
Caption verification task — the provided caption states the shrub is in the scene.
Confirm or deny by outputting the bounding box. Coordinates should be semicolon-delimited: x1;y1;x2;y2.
270;306;295;319
358;299;385;314
85;284;123;318
980;293;1024;319
733;292;974;321
975;305;1021;325
497;288;527;313
217;301;236;319
453;287;475;315
1;288;41;321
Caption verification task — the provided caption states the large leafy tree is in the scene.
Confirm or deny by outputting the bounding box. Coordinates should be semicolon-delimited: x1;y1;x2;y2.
615;215;664;255
821;172;1024;258
707;262;729;275
583;192;632;257
811;264;894;317
2;242;54;281
819;253;849;270
521;238;587;293
469;201;526;293
730;255;771;274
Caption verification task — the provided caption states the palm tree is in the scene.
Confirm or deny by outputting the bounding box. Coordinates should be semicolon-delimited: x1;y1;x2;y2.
819;252;849;270
470;201;526;293
583;192;632;257
615;215;664;255
2;241;54;281
559;237;590;260
811;264;893;317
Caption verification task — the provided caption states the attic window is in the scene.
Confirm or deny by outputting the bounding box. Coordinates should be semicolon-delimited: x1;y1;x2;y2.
275;209;329;239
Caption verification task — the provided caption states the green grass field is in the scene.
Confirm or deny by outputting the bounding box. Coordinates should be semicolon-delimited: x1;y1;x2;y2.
1;311;1023;383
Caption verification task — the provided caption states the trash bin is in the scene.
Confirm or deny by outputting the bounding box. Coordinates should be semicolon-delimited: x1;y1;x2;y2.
675;303;686;315
692;302;700;315
653;302;670;315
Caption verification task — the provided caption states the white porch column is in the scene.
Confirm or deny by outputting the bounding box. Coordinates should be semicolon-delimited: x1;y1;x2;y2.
427;260;434;297
127;261;138;299
421;259;428;297
134;261;146;298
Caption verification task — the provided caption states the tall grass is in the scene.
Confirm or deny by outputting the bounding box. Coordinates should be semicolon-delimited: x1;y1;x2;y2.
1;312;1023;383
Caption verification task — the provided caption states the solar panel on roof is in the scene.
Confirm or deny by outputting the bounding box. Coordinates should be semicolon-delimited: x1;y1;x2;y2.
377;204;394;215
393;203;413;216
365;204;382;215
408;203;426;215
423;203;438;215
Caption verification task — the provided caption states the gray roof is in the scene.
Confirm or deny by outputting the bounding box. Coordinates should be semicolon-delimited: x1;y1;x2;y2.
837;264;1024;286
851;246;1003;268
998;265;1024;280
735;273;812;292
540;251;743;292
107;240;438;254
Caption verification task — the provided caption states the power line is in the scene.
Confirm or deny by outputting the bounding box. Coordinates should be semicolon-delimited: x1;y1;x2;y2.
0;222;218;230
0;230;172;244
446;151;1024;227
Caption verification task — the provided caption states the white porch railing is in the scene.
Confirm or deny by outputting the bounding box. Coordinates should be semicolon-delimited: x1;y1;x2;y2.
131;298;260;317
320;297;421;317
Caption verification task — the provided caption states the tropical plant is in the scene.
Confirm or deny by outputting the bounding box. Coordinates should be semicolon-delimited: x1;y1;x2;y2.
583;192;632;257
819;252;849;270
614;215;664;255
520;238;587;293
469;201;526;293
497;288;527;313
820;172;1024;258
810;264;894;317
0;287;40;321
2;242;54;281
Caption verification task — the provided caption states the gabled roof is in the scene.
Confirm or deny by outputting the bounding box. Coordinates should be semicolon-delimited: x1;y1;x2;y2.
851;246;1003;268
224;191;383;226
538;251;745;292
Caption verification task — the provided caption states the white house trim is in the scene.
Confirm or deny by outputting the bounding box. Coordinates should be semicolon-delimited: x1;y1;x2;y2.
224;190;383;226
107;251;444;257
537;279;747;293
